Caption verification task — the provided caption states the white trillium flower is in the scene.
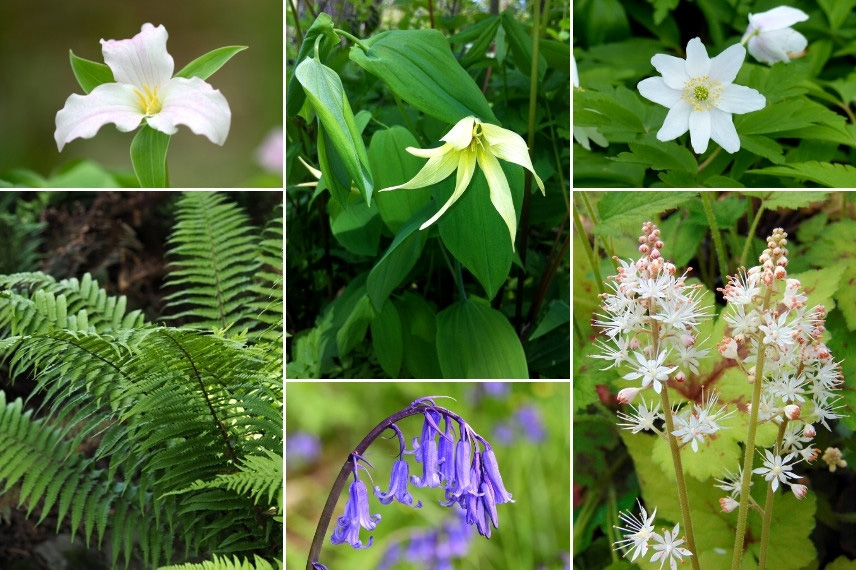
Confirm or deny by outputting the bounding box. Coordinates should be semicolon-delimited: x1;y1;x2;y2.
55;23;231;151
379;115;544;249
637;37;766;154
742;6;809;65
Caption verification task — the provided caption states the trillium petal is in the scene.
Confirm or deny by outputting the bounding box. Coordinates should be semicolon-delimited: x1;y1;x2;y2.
442;116;476;150
54;83;144;151
481;123;545;194
476;146;517;249
718;84;766;114
709;108;741;153
709;44;746;84
749;6;809;32
145;77;231;144
688;110;712;154
637;77;683;108
651;54;691;89
419;147;477;229
380;147;459;192
656;100;692;142
684;38;710;77
101;23;174;90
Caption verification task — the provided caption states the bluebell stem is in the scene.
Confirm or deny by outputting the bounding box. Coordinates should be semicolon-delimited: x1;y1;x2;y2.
306;396;512;570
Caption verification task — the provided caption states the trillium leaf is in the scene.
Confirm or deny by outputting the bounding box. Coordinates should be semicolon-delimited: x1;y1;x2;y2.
367;203;432;312
286;13;339;117
369;126;432;234
69;51;114;94
174;46;247;80
295;57;374;204
436;297;528;379
370;299;403;378
438;164;521;300
349;29;497;125
130;126;170;188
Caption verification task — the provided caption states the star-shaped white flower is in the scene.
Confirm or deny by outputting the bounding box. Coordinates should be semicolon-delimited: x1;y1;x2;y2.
55;23;231;151
378;116;544;250
742;6;809;65
637;37;766;154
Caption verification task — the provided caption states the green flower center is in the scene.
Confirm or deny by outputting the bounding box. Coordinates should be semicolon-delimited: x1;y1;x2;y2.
134;85;163;115
682;76;722;111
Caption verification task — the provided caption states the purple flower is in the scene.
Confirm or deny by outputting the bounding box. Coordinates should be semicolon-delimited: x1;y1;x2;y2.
375;459;423;508
481;447;514;504
410;439;442;488
484;382;511;398
493;422;515;445
436;417;457;485
331;479;381;549
515;405;546;442
411;409;442;463
286;431;321;468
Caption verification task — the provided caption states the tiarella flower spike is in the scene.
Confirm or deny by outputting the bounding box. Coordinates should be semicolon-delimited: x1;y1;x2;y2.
55;23;231;151
637;37;765;154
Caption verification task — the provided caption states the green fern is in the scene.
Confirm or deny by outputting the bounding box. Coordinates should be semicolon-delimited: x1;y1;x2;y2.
158;554;281;570
0;192;283;568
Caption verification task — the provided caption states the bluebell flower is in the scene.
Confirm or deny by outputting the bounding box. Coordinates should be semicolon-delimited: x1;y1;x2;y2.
436;417;457;485
286;431;321;469
410;439;443;488
492;422;515;446
330;478;381;549
482;447;514;504
483;382;511;398
411;409;442;464
375;459;423;508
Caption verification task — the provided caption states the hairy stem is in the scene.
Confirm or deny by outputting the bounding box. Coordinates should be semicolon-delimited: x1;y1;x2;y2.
758;420;788;569
701;191;730;279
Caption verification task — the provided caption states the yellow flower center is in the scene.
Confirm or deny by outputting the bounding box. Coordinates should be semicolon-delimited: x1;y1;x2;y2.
134;85;163;115
682;76;722;111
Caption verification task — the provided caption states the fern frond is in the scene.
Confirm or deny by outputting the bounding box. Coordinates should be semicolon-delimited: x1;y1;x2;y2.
163;193;262;331
157;554;279;570
246;207;283;344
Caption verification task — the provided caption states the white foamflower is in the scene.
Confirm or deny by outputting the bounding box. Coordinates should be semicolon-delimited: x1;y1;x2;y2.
742;6;809;65
637;37;765;154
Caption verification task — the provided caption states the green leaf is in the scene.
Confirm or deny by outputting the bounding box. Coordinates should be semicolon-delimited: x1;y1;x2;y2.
647;0;678;25
367;205;430;312
817;0;856;30
741;190;831;210
436;297;528;379
316;124;353;208
595;191;697;237
747;162;856;188
455;16;501;68
614;140;697;172
438;163;522;300
738;135;784;165
500;10;546;79
295;57;374;203
174;46;247;80
368;126;432;234
46;160;120;188
130;125;170;188
336;295;373;357
370;299;403;378
349;29;497;125
395;293;443;378
573;89;645;133
805;219;856;330
286;13;339;117
328;193;382;257
69;51;114;94
529;300;570;341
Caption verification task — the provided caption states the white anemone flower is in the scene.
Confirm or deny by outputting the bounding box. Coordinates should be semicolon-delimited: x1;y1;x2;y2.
55;23;231;151
637;37;765;154
742;6;809;65
378;116;544;249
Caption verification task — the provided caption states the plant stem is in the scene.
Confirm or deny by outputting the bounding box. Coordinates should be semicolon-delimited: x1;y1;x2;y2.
652;318;700;570
697;146;722;173
572;200;603;295
701;191;730;278
740;202;766;267
730;286;773;570
758;420;788;569
332;28;370;51
288;0;304;45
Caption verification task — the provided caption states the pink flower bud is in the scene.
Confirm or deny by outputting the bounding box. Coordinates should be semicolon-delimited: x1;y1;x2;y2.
719;497;739;512
681;335;696;347
617;387;642;404
790;483;808;499
803;424;816;438
675;371;686;383
784;404;801;420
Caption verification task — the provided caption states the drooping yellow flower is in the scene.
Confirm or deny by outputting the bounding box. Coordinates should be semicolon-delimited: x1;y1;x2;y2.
379;116;544;249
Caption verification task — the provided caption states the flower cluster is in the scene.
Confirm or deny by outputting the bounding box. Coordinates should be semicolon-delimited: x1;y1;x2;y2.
613;500;693;570
377;509;473;570
594;223;714;401
329;398;512;554
716;227;844;500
